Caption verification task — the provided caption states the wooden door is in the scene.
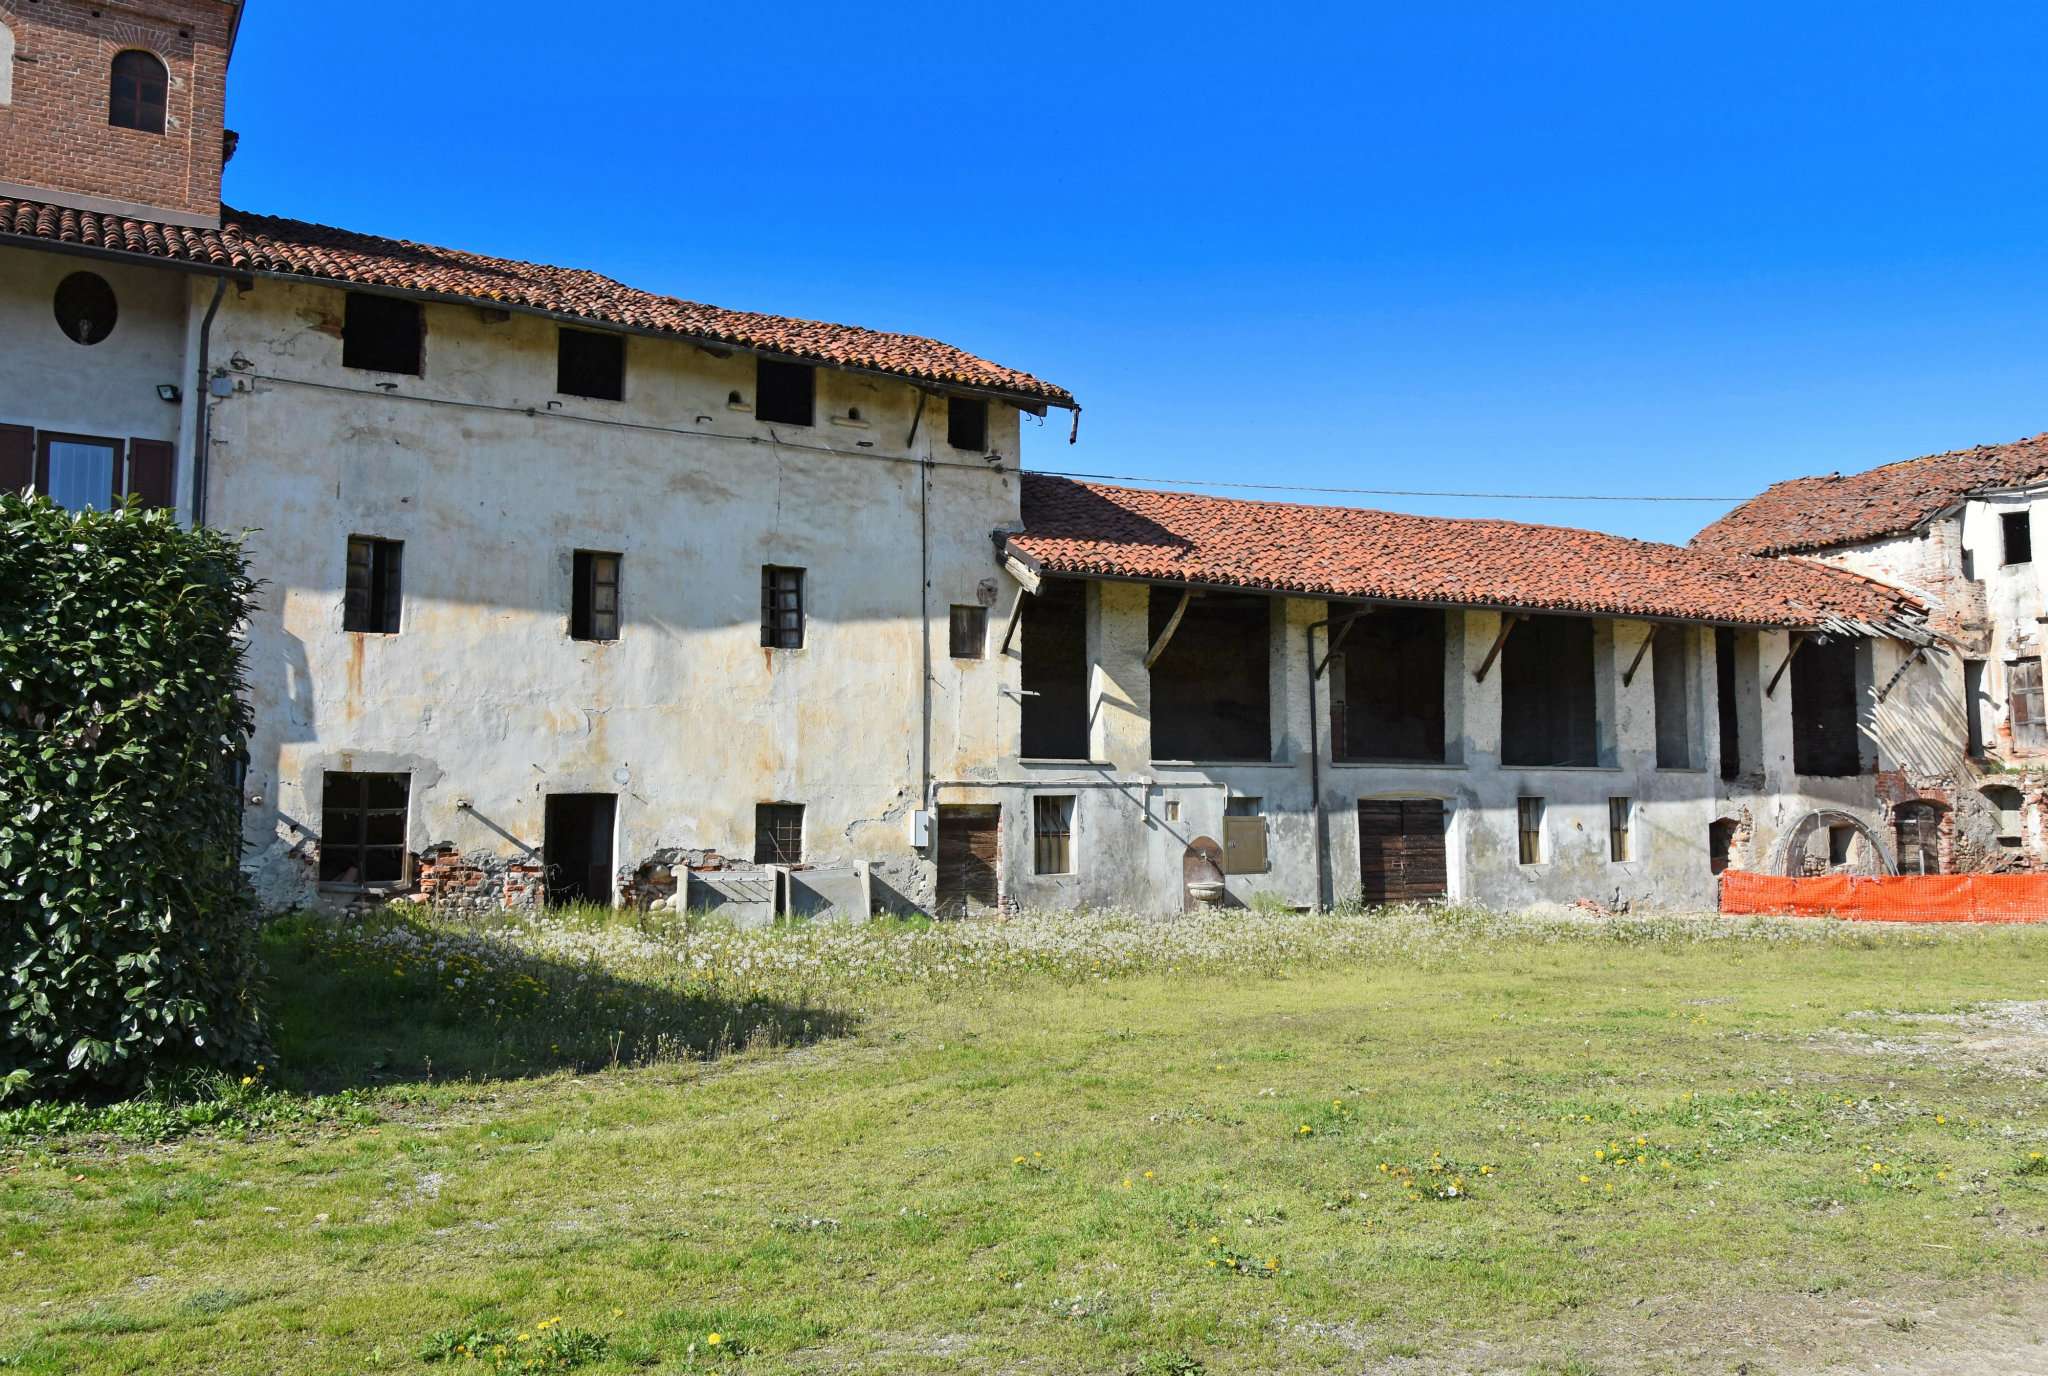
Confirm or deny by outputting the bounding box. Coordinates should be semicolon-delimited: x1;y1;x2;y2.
1358;799;1447;904
936;806;1000;914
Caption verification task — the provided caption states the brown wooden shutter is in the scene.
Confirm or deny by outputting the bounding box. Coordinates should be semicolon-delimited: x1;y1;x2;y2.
126;438;176;508
0;425;31;494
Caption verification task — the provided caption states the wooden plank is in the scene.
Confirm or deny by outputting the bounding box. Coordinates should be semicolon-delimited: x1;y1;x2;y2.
999;584;1031;655
1620;626;1657;688
1765;631;1811;699
1473;615;1526;683
1145;588;1195;669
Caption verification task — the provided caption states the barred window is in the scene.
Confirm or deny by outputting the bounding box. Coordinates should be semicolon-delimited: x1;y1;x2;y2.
344;536;403;633
762;566;804;648
1033;795;1074;875
755;803;804;865
320;772;409;885
572;551;620;641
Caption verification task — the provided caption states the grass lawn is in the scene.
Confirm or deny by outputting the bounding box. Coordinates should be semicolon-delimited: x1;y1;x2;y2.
6;906;2048;1374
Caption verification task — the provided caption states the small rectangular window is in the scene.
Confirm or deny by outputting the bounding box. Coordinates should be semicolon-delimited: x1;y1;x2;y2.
2003;511;2033;566
1033;795;1074;875
1827;824;1855;866
1517;797;1544;865
1608;796;1633;863
557;328;625;401
756;358;815;426
571;550;621;641
949;604;987;659
319;771;409;885
947;397;988;452
755;803;804;865
342;292;423;375
762;566;804;648
34;433;122;512
1709;818;1737;875
344;536;403;633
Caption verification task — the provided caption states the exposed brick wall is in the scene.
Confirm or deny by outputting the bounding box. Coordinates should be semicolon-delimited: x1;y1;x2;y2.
413;843;546;913
0;0;234;224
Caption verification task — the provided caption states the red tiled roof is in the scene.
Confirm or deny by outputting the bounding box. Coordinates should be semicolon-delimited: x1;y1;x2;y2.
1693;433;2048;556
1007;473;1923;630
0;197;1074;408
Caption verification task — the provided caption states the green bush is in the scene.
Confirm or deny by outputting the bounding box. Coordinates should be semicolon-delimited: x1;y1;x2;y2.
0;494;267;1099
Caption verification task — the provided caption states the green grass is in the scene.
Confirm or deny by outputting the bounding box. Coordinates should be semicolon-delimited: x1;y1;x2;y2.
5;905;2048;1373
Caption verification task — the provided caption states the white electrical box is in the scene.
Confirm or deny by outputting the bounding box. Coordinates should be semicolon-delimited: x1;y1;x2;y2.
911;809;931;847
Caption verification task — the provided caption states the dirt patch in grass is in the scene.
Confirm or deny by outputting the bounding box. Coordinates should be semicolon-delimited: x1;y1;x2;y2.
1827;1001;2048;1079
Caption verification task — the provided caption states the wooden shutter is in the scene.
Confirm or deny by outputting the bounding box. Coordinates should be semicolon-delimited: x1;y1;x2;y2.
125;439;176;508
936;806;999;913
1359;800;1445;904
0;425;31;494
1399;800;1448;898
2012;659;2046;751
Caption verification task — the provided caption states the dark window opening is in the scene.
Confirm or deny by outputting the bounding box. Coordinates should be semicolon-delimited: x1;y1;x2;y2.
2003;511;2033;566
949;604;986;659
1827;824;1856;867
756;358;814;426
1033;795;1074;874
571;550;621;641
1790;635;1865;777
756;803;804;865
1517;797;1545;865
1501;615;1598;767
1965;658;1987;756
1608;796;1633;862
1709;818;1738;875
1149;589;1271;761
544;793;616;905
1330;607;1445;762
557;328;624;401
1985;785;2024;845
1895;802;1941;876
761;565;804;648
1715;628;1742;781
53;272;118;346
109;50;167;133
344;536;403;633
1020;579;1088;759
319;771;408;885
1653;628;1694;769
2009;657;2046;752
342;293;423;375
947;397;988;451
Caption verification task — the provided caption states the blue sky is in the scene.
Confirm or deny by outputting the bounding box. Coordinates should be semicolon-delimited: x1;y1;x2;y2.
225;2;2048;544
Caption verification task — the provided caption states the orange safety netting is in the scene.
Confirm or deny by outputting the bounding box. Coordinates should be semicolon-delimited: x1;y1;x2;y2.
1720;870;2048;923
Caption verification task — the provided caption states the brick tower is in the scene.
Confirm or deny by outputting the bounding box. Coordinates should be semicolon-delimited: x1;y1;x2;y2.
0;0;241;227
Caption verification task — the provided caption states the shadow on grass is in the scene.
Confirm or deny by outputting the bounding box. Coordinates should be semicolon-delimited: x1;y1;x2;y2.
261;911;856;1093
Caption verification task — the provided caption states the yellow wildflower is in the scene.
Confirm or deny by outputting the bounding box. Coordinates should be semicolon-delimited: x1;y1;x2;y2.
707;1333;722;1346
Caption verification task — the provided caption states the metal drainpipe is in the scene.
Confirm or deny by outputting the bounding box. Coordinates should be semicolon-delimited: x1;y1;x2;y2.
190;275;228;526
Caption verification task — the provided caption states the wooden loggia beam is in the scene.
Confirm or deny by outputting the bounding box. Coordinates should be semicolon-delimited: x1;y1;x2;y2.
1620;626;1659;688
1473;614;1527;683
1765;631;1813;699
1874;644;1927;704
1145;588;1196;669
999;583;1032;655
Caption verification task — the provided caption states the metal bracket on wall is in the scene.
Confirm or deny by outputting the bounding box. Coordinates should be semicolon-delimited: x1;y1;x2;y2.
1765;630;1813;699
1620;626;1658;687
1313;606;1380;680
1473;614;1527;683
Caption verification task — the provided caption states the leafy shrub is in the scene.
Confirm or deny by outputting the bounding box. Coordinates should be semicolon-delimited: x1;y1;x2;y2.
0;494;267;1099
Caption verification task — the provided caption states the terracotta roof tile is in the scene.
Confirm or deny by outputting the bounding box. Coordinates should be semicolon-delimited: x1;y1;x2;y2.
0;197;1074;408
1008;473;1921;630
1693;433;2048;556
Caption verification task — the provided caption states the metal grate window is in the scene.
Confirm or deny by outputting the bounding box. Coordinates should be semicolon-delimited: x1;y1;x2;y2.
1033;795;1074;875
344;536;403;633
949;604;986;659
319;772;409;885
572;551;621;641
755;803;804;865
1608;796;1633;863
762;566;805;648
1517;797;1544;866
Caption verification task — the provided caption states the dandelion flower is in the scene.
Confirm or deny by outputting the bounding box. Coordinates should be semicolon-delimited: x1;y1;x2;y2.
1143;1170;1155;1180
1936;1115;1946;1125
1579;1175;1592;1184
611;1308;624;1318
1265;1257;1278;1270
1014;1156;1026;1165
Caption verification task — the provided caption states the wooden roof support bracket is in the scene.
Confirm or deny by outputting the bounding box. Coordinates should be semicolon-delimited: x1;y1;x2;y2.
1620;625;1658;688
1314;605;1379;680
1474;614;1527;683
999;583;1032;656
1145;588;1196;669
1765;630;1813;699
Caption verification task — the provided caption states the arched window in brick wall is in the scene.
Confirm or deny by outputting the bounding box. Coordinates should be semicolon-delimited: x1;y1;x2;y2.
109;50;168;133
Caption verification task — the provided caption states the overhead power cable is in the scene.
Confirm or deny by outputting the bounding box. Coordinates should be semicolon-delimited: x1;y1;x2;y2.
1033;469;1743;503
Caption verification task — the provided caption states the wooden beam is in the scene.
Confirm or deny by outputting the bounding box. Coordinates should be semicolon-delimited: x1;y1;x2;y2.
1875;644;1927;704
1003;552;1041;595
1620;626;1658;688
1473;614;1526;683
999;584;1032;655
1765;631;1812;699
1145;588;1195;669
1314;606;1379;680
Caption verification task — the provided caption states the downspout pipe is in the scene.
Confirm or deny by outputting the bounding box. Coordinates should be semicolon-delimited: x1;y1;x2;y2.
191;274;228;526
